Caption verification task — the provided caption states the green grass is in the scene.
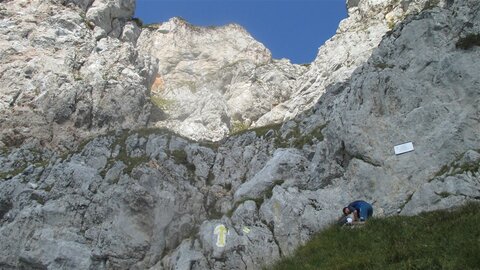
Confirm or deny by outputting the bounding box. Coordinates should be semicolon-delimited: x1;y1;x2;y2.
267;202;480;270
230;122;283;137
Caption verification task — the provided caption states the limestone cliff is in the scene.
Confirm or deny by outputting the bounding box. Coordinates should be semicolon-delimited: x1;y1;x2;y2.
256;0;447;125
0;0;157;151
137;18;305;141
0;0;479;269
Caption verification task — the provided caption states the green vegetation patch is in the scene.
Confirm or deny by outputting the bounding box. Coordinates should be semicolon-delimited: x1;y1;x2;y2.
98;128;218;177
227;180;284;217
171;149;188;164
230;122;283;137
433;151;480;179
267;202;480;270
387;19;396;30
0;164;28;180
291;124;326;149
151;96;175;111
123;156;150;175
423;0;441;10
250;123;283;137
231;120;250;134
131;17;143;27
374;62;393;69
101;130;148;176
230;121;326;149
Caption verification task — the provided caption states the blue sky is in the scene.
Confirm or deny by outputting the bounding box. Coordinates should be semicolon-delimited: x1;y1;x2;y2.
135;0;348;64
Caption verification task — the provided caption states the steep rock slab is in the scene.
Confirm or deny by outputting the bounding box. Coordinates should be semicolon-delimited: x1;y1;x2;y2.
313;0;480;214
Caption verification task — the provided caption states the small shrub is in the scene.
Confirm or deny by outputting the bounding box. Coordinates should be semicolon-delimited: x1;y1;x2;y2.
171;149;188;165
436;191;451;198
423;0;441;10
131;17;143;27
434;164;449;177
151;95;175;111
231;120;250;134
387;19;396;30
84;20;95;30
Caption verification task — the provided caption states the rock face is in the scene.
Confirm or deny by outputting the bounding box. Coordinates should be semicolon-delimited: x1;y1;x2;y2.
314;0;480;215
1;0;480;269
255;0;447;125
0;0;157;151
137;18;306;141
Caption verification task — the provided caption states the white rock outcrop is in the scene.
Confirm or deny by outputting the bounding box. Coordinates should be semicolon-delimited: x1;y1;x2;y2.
137;18;306;141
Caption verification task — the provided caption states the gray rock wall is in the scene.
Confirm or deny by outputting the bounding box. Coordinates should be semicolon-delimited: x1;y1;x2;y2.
0;0;157;151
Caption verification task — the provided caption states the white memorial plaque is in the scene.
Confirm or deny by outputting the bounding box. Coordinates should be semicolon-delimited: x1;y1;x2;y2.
394;142;414;155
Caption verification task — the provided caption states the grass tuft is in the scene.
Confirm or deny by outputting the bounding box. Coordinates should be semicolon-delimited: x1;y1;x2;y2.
151;96;175;111
231;120;250;134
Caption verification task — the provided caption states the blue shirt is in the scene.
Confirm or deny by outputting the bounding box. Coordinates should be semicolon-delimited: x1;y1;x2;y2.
347;200;373;221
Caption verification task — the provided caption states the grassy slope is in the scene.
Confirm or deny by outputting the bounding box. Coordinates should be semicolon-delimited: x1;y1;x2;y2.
268;202;480;270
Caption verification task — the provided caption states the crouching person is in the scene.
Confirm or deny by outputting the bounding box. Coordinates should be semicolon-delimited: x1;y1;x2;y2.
342;200;373;224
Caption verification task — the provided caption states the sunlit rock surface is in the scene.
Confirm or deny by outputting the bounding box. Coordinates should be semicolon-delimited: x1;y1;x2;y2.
137;17;306;141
